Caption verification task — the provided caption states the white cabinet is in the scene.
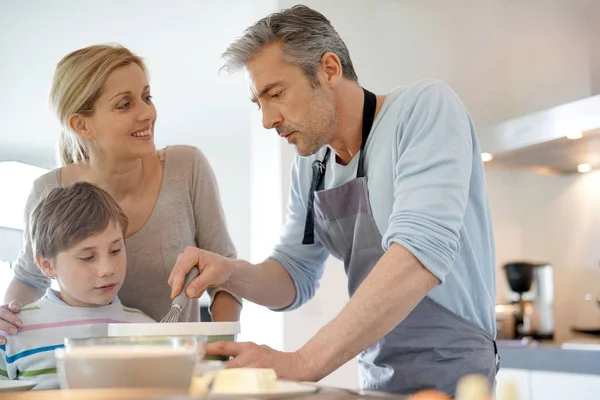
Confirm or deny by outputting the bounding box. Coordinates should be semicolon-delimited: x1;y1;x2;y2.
495;368;531;400
530;371;600;400
495;369;600;400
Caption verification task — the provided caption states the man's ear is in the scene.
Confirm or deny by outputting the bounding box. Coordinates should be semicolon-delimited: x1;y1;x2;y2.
320;51;343;86
35;255;56;279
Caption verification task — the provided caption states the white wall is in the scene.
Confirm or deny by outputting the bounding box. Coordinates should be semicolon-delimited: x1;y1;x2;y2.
589;1;600;95
243;0;284;346
0;227;23;264
288;0;591;128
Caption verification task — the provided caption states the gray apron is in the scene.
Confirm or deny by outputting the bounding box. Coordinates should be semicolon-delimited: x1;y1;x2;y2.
301;89;498;396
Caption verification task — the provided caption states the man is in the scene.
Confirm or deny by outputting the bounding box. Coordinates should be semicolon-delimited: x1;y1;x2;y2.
169;4;497;396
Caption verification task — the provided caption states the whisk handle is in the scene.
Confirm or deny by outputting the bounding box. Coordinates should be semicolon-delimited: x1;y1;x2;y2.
172;266;201;307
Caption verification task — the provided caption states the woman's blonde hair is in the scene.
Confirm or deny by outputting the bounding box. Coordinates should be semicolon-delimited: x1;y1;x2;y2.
50;44;147;166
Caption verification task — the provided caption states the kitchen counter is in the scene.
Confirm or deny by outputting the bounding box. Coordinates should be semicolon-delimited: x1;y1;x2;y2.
0;387;406;400
498;338;600;375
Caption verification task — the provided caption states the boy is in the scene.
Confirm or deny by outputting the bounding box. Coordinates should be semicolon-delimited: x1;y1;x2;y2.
0;182;155;390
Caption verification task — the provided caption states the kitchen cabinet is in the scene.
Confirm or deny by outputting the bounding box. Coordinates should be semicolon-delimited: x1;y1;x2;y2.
495;368;600;400
530;371;600;400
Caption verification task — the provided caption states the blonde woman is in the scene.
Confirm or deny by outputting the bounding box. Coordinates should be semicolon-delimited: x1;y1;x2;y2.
0;44;241;342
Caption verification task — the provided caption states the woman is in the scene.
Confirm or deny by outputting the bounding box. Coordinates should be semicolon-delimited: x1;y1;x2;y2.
0;44;241;342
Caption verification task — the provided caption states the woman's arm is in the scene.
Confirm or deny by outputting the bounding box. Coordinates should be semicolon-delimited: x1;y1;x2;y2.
1;183;51;338
3;279;41;305
1;280;41;338
209;291;242;321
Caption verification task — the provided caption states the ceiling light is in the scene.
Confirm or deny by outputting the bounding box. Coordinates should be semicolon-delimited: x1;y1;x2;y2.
567;132;583;140
481;153;493;162
577;163;592;173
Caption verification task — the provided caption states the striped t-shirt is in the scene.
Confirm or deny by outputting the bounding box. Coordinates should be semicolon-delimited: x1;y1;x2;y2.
0;289;155;390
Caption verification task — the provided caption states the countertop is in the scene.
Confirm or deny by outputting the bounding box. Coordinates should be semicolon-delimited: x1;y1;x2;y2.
0;387;406;400
5;340;598;398
498;336;600;375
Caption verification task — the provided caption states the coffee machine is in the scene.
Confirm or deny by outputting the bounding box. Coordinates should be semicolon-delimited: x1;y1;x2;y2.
497;261;554;340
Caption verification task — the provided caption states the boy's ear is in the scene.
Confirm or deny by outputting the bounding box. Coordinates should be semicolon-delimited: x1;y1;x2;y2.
35;255;56;279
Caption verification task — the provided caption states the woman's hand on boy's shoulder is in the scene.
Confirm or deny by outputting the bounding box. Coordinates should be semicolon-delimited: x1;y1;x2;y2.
0;301;23;344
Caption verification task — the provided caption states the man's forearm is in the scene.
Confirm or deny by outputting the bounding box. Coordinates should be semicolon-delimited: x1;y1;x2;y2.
296;243;440;381
4;279;42;305
222;259;296;310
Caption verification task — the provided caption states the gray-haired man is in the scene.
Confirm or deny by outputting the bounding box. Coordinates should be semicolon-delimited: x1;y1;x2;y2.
169;4;498;396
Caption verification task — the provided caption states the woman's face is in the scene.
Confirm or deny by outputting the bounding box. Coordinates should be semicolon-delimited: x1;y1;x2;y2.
78;62;157;161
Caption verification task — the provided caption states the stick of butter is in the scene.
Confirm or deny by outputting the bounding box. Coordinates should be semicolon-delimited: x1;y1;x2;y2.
190;372;218;397
211;368;278;394
455;374;491;400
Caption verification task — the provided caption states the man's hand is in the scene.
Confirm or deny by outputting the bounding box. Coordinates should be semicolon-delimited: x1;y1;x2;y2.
168;246;236;299
206;341;313;381
0;301;23;344
169;248;297;311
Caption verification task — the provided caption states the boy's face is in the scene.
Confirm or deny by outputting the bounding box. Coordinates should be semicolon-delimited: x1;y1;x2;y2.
36;222;126;307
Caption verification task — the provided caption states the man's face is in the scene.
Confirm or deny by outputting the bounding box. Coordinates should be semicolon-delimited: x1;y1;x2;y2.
246;42;337;157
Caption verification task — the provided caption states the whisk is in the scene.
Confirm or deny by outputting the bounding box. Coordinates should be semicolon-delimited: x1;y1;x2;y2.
160;266;200;323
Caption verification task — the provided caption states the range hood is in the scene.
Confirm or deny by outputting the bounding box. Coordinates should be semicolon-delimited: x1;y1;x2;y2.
478;95;600;175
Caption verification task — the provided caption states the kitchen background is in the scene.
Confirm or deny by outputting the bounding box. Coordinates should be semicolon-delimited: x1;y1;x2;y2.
2;0;600;391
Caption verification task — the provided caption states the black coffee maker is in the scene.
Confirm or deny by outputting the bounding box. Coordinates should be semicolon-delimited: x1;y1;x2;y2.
503;261;554;340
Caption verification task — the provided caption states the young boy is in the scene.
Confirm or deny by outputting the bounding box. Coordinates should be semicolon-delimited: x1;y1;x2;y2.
0;182;155;390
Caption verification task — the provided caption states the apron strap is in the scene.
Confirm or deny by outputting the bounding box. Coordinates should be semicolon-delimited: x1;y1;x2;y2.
302;149;330;245
494;340;500;373
356;89;377;178
301;88;377;245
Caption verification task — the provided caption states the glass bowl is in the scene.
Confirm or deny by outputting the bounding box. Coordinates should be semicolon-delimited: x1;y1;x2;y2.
56;336;199;390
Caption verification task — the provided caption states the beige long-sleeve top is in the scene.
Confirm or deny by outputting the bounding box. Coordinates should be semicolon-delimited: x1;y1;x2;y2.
12;145;237;322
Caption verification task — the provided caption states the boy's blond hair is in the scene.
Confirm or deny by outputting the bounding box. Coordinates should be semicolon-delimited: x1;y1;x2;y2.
30;182;128;259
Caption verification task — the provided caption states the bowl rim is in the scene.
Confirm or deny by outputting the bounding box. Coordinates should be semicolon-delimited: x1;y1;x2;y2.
107;321;241;337
55;345;199;358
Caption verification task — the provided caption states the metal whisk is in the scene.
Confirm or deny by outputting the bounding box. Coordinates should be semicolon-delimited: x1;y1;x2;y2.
160;266;200;323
